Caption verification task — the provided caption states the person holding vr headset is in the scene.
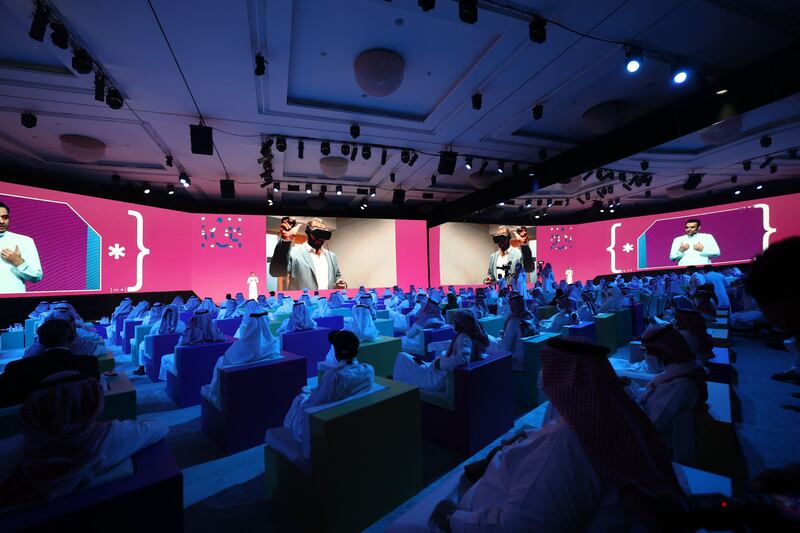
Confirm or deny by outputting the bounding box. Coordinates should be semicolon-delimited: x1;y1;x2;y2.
485;225;535;286
269;217;348;291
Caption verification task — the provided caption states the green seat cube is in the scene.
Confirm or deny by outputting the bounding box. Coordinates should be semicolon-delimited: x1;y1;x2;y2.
376;310;390;320
356;336;401;378
98;353;115;373
614;308;632;344
131;324;153;364
374;318;393;338
536;306;557;320
514;332;560;414
331;308;351;318
478;316;504;337
24;318;38;348
595;313;619;352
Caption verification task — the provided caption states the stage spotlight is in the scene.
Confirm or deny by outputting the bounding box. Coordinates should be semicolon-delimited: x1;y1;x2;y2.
93;71;105;101
370;187;376;197
609;208;615;213
273;182;280;192
618;172;626;181
734;189;741;195
106;87;123;109
672;67;689;85
362;145;372;160
437;150;458;175
179;174;191;187
742;160;751;171
50;22;69;49
275;137;287;152
597;189;605;198
267;192;274;205
409;152;419;166
471;92;482;110
459;0;478;24
143;183;151;194
511;163;520;174
320;140;331;155
71;49;93;75
582;170;594;181
623;182;632;191
645;190;651;198
643;175;653;187
756;184;764;190
306;183;312;194
788;149;798;159
537;199;542;207
381;148;387;165
342;144;351;156
479;160;488;172
390;172;396;183
165;155;173;167
546;199;553;208
400;149;410;164
418;0;435;11
350;145;358;161
360;197;369;210
20;112;37;129
465;156;473;170
350;123;360;139
730;175;737;183
640;160;649;171
525;199;532;208
336;185;343;195
528;166;535;176
528;16;547;44
683;173;702;190
625;46;642;73
532;104;543;120
585;191;591;200
497;161;505;174
577;197;585;205
392;188;406;206
538;148;547;161
759;156;774;169
431;174;437;186
534;214;541;219
607;185;614;194
297;140;304;159
29;3;49;42
167;184;175;195
760;135;772;148
254;54;266;76
770;164;778;174
259;173;273;187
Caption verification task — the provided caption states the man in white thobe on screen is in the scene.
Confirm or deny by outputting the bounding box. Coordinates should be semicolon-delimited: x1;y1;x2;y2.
0;201;43;294
669;218;720;266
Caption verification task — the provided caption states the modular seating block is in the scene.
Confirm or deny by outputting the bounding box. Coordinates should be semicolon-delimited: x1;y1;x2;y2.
630;302;645;338
708;317;730;330
595;313;619;352
707;347;732;384
614;308;633;345
131;324;153;364
479;315;505;338
423;326;456;360
560;321;596;340
374;318;394;338
341;301;356;309
0;330;24;351
376;310;390;320
265;377;422;533
166;340;235;407
709;328;729;348
143;332;182;382
487;303;498;315
98;353;115;373
420;352;514;455
536;306;558;320
314;315;345;331
0;440;183;531
269;320;283;337
112;314;127;346
281;327;334;378
93;325;109;340
122;319;143;355
355;336;402;378
691;382;738;477
330;308;352;318
514;333;560;413
24;318;37;347
201;354;307;454
215;317;243;337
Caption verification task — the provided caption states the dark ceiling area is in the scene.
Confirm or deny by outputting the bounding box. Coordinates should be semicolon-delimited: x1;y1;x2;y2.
0;0;798;226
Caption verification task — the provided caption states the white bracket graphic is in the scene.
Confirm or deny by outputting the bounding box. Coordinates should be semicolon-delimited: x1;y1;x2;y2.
607;223;622;273
127;210;150;292
754;203;776;251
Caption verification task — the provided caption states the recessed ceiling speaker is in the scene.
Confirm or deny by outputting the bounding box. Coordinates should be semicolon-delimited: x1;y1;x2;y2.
190;123;214;155
582;100;629;134
354;49;405;97
59;134;106;163
319;156;349;179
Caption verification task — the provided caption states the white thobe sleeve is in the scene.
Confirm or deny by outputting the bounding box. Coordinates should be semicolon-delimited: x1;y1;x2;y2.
643;379;700;435
700;234;720;259
11;236;43;283
669;236;685;262
438;336;471;371
97;420;169;471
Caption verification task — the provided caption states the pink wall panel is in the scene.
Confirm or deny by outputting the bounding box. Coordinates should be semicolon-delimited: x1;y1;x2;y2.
395;219;429;290
428;225;440;288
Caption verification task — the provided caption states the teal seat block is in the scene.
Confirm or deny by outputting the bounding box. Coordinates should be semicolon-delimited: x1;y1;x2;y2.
330;308;351;318
1;330;24;351
374;318;393;338
595;313;619;352
269;321;282;337
376;310;390;320
536;305;557;320
24;319;37;348
357;336;401;378
478;316;504;337
514;332;560;414
265;377;422;533
131;324;152;364
614;308;632;344
274;312;290;322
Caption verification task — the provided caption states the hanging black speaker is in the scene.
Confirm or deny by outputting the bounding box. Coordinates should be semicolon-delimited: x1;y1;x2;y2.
392;189;406;206
190;123;214;155
220;179;236;199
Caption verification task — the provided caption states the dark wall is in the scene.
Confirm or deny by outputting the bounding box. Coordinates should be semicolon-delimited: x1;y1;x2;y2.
1;291;197;328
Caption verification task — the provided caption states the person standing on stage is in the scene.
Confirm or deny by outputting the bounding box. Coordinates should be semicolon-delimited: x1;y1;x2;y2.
669;218;720;266
485;225;534;286
247;271;259;301
0;201;43;294
269;217;347;291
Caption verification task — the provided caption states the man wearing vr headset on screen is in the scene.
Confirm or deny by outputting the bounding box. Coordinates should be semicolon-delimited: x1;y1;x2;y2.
485;225;535;286
269;217;347;291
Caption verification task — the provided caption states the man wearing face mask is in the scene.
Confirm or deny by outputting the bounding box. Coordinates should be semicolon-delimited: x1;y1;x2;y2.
485;225;534;286
269;217;347;291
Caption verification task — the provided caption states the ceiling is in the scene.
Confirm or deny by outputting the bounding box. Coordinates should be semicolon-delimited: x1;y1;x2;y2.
0;0;798;222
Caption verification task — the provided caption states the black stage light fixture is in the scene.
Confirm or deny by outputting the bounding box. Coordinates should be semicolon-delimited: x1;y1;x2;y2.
479;160;488;173
418;0;435;12
143;182;151;195
381;148;387;165
528;16;547;44
111;174;121;185
341;143;351;156
730;175;737;183
254;54;266;76
305;183;313;194
297;140;304;159
640;160;649;171
320;140;331;155
165;155;173;167
179;173;191;187
106;87;123;110
71;48;93;74
370;187;376;197
392;188;406;206
471;92;482;110
273;182;280;192
422;192;434;199
275;137;287;152
742;160;751;171
618;171;626;181
577;197;585;205
511;163;519;175
788;149;798;160
390;172;396;182
360;197;369;210
21;112;37;128
623;182;632;191
400;149;410;164
437;150;458;175
190;123;214;155
582;170;594;181
497;161;505;174
259;174;273;187
585;191;591;200
770;164;778;174
607;185;614;194
50;22;69;49
362;144;372;160
220;179;235;199
683;173;702;190
547;199;553;208
94;71;105;101
643;174;652;187
645;190;652;198
759;156;774;169
335;185;343;195
538;148;547;161
532;104;543;120
267;192;274;205
459;0;478;24
525;199;532;208
465;156;473;170
167;183;175;195
760;135;772;148
625;46;642;73
537;199;543;206
350;123;360;139
350;145;358;161
29;3;49;42
430;174;437;186
408;152;419;166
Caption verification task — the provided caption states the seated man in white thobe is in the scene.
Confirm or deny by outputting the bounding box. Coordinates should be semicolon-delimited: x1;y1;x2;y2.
216;299;237;320
203;310;281;410
311;296;332;318
326;304;381;364
277;302;317;335
106;297;132;339
636;324;708;448
401;299;446;354
488;294;539;370
283;330;374;447
393;311;488;394
428;336;685;532
540;297;579;333
199;297;219;318
671;296;715;363
234;300;264;337
182;295;201;313
132;303;165;375
159;309;225;380
136;305;186;376
669;218;720;266
28;301;50;319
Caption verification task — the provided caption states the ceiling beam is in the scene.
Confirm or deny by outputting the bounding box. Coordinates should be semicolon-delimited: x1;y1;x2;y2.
427;41;800;226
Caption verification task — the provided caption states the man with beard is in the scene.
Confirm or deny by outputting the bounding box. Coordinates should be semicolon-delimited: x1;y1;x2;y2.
269;217;347;291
